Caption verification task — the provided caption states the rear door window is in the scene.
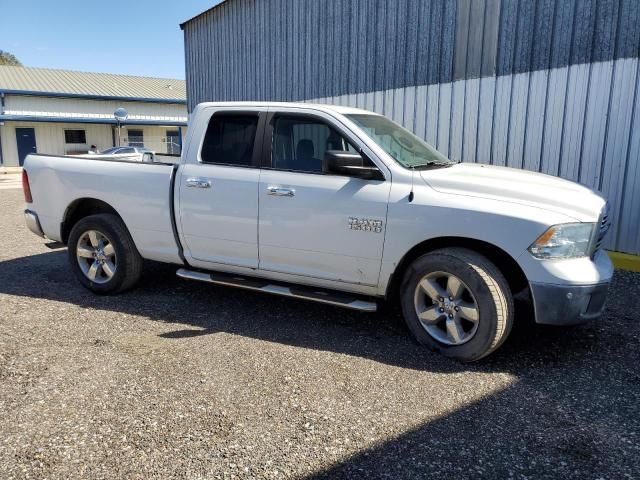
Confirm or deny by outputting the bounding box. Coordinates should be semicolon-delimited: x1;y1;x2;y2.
201;113;259;166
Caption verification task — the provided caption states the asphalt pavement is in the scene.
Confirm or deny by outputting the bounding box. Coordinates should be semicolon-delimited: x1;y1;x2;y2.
0;188;638;479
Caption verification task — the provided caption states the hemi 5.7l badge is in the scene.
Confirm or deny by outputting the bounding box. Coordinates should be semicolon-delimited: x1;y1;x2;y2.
348;217;383;233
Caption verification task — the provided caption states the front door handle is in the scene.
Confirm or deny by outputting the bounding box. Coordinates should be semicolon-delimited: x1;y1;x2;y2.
186;177;211;188
267;186;295;197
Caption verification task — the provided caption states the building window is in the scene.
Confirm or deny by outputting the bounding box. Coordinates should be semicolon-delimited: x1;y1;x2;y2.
128;129;144;147
64;129;87;144
166;130;181;155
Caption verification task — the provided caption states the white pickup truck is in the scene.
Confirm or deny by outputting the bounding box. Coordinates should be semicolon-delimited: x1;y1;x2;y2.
22;102;613;361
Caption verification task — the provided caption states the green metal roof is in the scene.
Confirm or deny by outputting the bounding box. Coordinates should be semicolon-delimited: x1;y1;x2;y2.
0;66;186;103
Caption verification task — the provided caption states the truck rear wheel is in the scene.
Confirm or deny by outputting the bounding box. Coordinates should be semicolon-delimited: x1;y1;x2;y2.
67;214;143;294
400;247;514;362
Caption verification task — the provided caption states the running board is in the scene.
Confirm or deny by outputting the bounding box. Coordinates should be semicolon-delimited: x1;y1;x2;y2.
176;268;378;312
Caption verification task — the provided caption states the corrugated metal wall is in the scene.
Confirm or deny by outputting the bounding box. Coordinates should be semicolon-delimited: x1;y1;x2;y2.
183;0;640;254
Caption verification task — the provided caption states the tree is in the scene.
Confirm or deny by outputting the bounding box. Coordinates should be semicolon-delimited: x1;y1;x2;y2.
0;50;22;66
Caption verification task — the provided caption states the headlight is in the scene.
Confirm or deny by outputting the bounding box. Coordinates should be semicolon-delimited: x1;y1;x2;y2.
528;223;596;259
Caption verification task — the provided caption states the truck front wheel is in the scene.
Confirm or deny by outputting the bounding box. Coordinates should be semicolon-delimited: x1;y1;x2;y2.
400;248;514;362
67;214;143;294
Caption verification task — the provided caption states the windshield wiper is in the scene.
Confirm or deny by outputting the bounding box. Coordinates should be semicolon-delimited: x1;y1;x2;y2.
408;161;453;170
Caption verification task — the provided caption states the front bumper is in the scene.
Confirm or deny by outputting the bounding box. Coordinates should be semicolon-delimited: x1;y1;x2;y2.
24;209;45;238
530;281;610;325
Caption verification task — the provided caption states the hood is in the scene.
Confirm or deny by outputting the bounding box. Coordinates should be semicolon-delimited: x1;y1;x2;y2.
421;163;606;222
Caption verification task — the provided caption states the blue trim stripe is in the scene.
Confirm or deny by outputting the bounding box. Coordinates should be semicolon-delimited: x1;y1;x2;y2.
0;89;186;105
0;114;187;127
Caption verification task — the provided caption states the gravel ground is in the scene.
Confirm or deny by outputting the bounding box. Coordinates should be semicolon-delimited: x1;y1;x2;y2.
0;188;639;479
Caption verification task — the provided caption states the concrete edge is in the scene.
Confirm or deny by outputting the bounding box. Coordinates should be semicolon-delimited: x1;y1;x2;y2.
0;167;23;175
607;251;640;273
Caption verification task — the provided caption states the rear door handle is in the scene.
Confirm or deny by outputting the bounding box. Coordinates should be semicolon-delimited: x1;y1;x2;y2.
267;186;295;197
186;177;211;188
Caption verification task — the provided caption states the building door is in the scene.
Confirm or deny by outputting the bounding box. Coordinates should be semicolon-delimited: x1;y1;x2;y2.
15;128;37;166
166;130;181;154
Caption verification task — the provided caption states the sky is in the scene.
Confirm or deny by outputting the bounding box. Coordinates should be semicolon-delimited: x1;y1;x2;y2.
0;0;221;79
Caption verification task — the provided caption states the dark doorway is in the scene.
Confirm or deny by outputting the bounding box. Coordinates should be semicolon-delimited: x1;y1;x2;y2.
166;130;181;154
15;128;37;166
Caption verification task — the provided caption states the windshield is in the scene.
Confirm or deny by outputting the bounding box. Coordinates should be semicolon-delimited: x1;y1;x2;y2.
346;114;454;169
101;147;120;154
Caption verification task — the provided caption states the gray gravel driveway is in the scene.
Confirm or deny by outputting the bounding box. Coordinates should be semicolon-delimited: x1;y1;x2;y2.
0;188;638;479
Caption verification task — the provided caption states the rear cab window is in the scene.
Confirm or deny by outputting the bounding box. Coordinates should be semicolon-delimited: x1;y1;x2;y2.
200;113;260;166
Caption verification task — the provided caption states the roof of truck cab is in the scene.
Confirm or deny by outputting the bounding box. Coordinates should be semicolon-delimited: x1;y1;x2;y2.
194;102;379;116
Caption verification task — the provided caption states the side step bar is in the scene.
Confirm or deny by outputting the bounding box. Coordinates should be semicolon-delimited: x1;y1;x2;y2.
176;268;378;312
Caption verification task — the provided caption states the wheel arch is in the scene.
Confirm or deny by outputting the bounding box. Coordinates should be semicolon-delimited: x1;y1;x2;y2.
60;198;124;244
385;237;530;303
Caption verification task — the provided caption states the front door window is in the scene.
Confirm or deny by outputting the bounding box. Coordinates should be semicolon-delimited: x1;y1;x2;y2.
271;116;358;173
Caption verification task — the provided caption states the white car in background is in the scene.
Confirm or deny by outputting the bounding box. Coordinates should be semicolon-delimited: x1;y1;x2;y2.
85;147;156;162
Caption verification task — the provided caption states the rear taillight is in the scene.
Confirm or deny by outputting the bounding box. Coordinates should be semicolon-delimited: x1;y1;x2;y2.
22;170;33;203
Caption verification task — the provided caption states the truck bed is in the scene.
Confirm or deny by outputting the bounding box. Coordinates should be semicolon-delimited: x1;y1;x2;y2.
24;154;183;264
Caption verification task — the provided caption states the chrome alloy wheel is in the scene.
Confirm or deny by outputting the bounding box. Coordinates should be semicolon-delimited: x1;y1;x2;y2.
76;230;117;284
413;271;480;346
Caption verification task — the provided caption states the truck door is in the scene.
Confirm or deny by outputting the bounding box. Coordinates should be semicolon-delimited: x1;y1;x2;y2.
257;110;391;286
178;109;265;269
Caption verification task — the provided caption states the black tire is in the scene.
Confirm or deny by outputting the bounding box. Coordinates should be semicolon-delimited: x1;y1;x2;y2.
400;247;514;362
67;213;143;294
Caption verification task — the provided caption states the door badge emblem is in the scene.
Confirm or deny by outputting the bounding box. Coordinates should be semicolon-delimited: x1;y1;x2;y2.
348;217;383;233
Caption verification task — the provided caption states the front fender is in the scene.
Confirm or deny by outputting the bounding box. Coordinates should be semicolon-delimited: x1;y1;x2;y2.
377;184;573;295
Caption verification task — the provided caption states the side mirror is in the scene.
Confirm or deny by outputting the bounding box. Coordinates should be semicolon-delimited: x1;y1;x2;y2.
324;150;384;180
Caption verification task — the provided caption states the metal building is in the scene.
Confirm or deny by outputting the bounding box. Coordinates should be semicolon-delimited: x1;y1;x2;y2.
181;0;640;255
0;66;188;167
